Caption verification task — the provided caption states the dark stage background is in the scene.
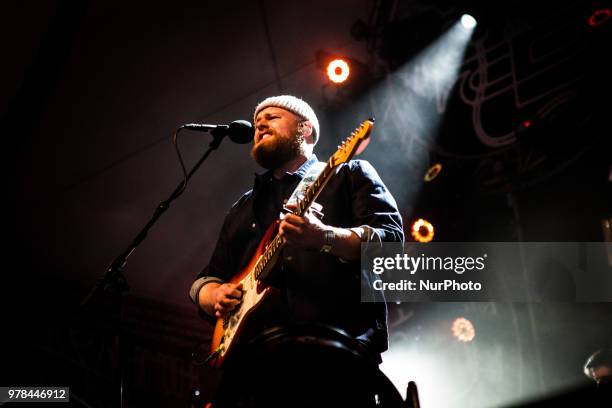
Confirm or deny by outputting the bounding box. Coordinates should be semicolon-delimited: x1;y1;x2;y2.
2;0;611;407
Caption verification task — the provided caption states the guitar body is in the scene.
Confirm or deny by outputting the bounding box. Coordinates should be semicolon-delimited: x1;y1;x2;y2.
209;221;281;368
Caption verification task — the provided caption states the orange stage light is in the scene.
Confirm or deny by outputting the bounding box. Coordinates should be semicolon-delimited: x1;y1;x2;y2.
411;218;434;242
424;163;442;182
451;317;475;342
326;59;350;84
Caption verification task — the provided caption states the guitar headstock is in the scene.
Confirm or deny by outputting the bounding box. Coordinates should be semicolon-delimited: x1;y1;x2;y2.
331;119;374;167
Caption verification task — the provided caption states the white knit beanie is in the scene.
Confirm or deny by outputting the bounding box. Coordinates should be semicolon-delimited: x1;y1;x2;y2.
253;95;320;144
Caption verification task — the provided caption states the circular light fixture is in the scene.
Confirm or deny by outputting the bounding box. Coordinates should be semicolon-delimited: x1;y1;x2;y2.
451;317;475;342
327;59;350;84
424;163;443;182
460;14;477;30
588;8;611;27
411;218;434;243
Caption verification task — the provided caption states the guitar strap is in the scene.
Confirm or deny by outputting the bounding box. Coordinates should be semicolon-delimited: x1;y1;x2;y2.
284;160;326;209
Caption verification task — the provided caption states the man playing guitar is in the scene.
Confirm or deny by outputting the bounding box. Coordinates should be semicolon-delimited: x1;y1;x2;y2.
189;95;403;403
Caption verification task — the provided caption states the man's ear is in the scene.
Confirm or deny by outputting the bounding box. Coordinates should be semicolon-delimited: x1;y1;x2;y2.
299;121;314;143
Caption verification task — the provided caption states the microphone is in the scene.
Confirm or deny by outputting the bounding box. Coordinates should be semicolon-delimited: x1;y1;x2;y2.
181;120;253;144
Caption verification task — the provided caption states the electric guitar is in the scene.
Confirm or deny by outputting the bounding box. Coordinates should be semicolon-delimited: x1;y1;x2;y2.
206;119;374;367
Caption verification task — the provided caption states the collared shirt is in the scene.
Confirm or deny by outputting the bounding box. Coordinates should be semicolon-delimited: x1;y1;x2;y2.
191;155;404;360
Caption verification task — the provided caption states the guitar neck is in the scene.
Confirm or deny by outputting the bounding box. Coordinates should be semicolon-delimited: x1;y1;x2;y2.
254;158;336;281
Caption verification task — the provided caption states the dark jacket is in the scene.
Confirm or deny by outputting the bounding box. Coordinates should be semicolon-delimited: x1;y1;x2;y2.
194;155;404;360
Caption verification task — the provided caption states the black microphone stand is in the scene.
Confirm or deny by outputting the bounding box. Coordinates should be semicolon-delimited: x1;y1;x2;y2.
78;125;236;408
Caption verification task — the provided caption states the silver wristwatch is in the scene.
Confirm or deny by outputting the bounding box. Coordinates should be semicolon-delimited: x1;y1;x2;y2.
320;229;335;253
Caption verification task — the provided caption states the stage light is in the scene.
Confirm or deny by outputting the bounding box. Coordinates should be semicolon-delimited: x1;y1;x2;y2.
424;163;442;182
451;317;475;342
327;58;350;84
588;8;611;26
316;50;371;92
411;218;434;243
516;117;537;135
460;14;477;30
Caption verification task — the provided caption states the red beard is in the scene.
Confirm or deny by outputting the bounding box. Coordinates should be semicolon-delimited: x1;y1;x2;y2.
251;132;303;170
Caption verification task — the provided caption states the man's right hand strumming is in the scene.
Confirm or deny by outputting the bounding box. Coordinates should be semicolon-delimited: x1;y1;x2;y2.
199;282;243;318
